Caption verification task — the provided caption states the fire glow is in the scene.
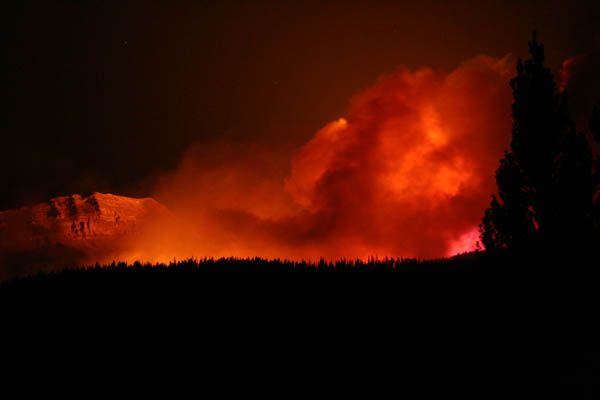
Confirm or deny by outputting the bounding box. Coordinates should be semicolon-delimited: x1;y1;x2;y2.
126;54;514;262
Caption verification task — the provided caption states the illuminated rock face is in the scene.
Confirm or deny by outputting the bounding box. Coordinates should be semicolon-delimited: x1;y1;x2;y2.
0;193;169;279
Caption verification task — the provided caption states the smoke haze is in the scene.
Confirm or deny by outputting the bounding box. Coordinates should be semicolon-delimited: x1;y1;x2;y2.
129;55;515;261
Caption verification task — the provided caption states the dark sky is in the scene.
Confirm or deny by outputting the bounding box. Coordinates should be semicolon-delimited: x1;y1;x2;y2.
3;0;600;209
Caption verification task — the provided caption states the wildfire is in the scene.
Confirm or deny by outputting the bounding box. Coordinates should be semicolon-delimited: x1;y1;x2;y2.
1;55;516;272
134;54;514;261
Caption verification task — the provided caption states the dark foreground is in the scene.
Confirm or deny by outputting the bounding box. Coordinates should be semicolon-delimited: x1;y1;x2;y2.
1;252;598;398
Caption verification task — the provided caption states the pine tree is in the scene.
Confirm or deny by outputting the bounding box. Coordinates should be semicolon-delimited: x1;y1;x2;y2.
553;119;593;248
509;32;567;242
480;152;535;252
481;31;595;254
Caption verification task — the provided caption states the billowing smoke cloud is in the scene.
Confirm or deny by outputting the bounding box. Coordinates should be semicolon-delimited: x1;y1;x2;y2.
129;55;515;261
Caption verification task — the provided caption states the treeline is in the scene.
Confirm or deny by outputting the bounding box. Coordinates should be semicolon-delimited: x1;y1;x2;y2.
2;252;596;399
1;251;596;289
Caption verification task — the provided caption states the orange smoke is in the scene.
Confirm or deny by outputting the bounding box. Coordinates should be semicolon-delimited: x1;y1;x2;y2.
129;55;514;261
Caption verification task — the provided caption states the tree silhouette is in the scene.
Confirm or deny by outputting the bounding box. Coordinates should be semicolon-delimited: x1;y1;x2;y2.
480;152;535;252
553;124;594;249
481;31;596;254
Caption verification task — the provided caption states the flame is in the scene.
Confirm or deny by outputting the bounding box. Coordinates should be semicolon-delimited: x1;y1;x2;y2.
446;227;480;256
125;55;514;261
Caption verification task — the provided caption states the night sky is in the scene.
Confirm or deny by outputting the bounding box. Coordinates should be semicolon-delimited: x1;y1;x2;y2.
3;0;600;210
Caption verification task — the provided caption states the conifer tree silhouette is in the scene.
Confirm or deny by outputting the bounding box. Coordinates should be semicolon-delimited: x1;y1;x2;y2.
481;31;596;254
481;152;535;251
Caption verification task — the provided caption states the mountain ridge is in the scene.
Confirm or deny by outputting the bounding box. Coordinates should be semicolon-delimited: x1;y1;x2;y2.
0;192;170;279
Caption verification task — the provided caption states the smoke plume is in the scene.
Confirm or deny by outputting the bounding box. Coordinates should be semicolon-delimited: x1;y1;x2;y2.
131;55;515;261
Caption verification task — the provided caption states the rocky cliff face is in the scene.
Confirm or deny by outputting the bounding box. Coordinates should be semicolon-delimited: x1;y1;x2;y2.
0;193;170;279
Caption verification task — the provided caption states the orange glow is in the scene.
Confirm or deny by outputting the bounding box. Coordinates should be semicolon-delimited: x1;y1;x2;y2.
446;227;480;256
114;54;513;262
